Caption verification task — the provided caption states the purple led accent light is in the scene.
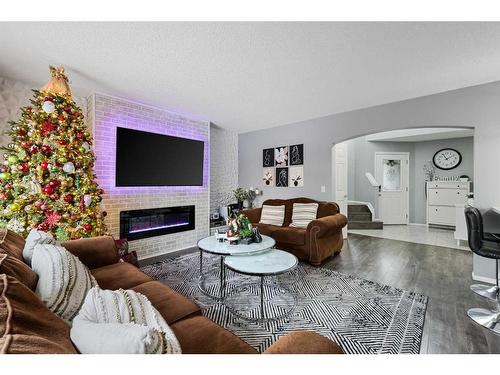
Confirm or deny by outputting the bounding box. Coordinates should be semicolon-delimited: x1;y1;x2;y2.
129;222;191;234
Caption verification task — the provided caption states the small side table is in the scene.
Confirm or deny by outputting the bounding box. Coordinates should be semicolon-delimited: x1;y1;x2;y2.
224;249;298;322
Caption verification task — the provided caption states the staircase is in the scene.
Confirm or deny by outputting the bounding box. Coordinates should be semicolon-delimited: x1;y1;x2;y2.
347;203;383;230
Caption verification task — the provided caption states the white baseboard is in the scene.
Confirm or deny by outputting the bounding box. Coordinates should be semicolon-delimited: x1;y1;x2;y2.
472;272;498;285
408;222;426;226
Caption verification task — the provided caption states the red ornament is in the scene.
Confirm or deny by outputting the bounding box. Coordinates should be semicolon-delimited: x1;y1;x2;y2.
64;106;71;113
42;185;54;195
37;222;50;231
48;179;59;188
18;129;27;136
40;161;49;170
58;115;65;121
44;96;53;102
18;163;29;173
41;144;52;155
29;145;39;154
45;211;61;228
21;141;31;149
76;131;84;140
41;120;55;136
58;139;67;146
63;194;74;203
84;223;92;232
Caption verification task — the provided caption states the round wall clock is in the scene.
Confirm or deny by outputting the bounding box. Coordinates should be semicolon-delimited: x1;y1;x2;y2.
432;148;462;170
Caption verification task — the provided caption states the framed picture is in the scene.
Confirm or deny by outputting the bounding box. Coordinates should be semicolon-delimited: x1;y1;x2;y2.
289;144;304;165
275;146;289;167
289;166;304;187
263;148;274;167
276;167;289;187
262;168;275;186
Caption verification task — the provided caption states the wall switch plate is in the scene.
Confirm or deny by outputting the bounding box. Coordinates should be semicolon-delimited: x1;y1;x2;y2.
321;185;326;193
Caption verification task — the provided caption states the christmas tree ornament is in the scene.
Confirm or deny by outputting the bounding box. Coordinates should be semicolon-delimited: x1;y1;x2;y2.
40;161;49;170
83;194;92;207
63;194;74;203
7;155;19;164
84;223;92;231
0;172;11;181
82;142;91;152
63;161;75;174
42;100;56;114
41;144;52;155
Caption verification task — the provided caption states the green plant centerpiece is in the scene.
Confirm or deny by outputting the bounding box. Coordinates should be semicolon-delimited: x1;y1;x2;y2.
237;214;253;239
226;212;253;244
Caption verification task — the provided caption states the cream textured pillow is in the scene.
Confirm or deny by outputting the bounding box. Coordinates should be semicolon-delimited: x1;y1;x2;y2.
71;287;181;354
290;203;319;229
259;205;286;226
32;243;98;325
23;229;58;265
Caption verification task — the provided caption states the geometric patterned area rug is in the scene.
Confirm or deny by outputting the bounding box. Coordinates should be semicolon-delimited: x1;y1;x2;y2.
142;253;428;354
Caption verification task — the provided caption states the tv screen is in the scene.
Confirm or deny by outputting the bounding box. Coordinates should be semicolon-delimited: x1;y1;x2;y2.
115;127;204;186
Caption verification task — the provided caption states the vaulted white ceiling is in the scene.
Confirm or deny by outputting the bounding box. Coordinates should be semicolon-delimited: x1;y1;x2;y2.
2;22;500;133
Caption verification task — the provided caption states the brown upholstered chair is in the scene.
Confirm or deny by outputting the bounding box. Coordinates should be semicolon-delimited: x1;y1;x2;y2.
241;197;347;265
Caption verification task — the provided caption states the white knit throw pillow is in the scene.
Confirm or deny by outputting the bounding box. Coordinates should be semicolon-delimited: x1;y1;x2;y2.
259;205;286;226
289;203;319;228
23;229;58;265
71;287;181;354
32;243;98;325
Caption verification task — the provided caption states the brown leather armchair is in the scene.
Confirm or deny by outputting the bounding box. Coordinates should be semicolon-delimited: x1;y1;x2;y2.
241;197;347;265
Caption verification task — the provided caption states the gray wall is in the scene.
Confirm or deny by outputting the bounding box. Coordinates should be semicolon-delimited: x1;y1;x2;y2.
345;136;474;224
238;80;500;282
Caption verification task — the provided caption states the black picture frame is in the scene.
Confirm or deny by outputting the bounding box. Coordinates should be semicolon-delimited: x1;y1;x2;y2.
432;148;462;170
263;148;274;167
289;144;304;165
276;167;289;187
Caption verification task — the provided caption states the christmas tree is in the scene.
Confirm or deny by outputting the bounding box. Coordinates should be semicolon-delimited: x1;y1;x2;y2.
0;66;107;240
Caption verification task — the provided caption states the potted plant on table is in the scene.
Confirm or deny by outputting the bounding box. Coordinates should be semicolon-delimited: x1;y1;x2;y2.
233;187;250;209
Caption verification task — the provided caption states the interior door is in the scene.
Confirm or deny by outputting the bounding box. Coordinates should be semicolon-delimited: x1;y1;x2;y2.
374;152;409;224
332;143;348;239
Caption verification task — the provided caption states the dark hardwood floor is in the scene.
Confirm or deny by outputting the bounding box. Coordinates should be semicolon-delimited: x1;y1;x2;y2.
326;233;500;354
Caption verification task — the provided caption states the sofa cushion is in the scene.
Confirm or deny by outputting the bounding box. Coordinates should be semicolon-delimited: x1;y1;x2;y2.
290;203;319;229
132;281;201;324
32;244;98;325
0;254;38;291
170;316;257;354
23;229;57;265
62;236;120;270
71;287;181;354
0;229;25;261
91;262;153;290
272;227;306;246
0;274;77;354
259;205;285;226
253;223;282;237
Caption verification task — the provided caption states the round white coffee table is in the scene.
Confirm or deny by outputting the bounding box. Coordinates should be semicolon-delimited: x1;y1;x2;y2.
197;234;275;300
223;249;298;322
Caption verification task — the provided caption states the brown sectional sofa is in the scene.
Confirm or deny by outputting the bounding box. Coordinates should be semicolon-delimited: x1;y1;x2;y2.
242;197;347;265
0;229;343;354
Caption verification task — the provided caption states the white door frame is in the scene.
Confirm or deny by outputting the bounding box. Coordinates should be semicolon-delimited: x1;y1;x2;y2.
374;151;410;225
331;143;348;239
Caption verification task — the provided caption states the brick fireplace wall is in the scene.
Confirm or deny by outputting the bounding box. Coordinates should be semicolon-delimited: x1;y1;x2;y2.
90;93;210;259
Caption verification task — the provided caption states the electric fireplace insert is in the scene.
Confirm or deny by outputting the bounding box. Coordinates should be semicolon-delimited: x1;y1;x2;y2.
120;205;195;241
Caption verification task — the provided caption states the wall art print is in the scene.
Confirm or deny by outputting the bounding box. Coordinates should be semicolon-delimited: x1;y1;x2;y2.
262;168;275;186
289;166;304;187
262;148;274;167
275;146;289;167
276;167;289;187
289;144;304;165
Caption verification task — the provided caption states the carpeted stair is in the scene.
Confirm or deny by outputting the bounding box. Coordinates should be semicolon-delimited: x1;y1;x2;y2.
348;203;383;230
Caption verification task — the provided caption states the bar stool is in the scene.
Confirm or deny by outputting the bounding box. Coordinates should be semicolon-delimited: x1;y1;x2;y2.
464;206;500;334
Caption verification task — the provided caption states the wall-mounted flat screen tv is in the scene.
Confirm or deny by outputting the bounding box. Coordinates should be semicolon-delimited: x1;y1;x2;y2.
115;127;204;186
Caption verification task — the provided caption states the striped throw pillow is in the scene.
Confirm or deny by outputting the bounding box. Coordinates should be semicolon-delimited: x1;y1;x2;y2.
32;243;98;325
23;229;58;265
290;203;319;228
259;205;286;226
71;287;181;354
